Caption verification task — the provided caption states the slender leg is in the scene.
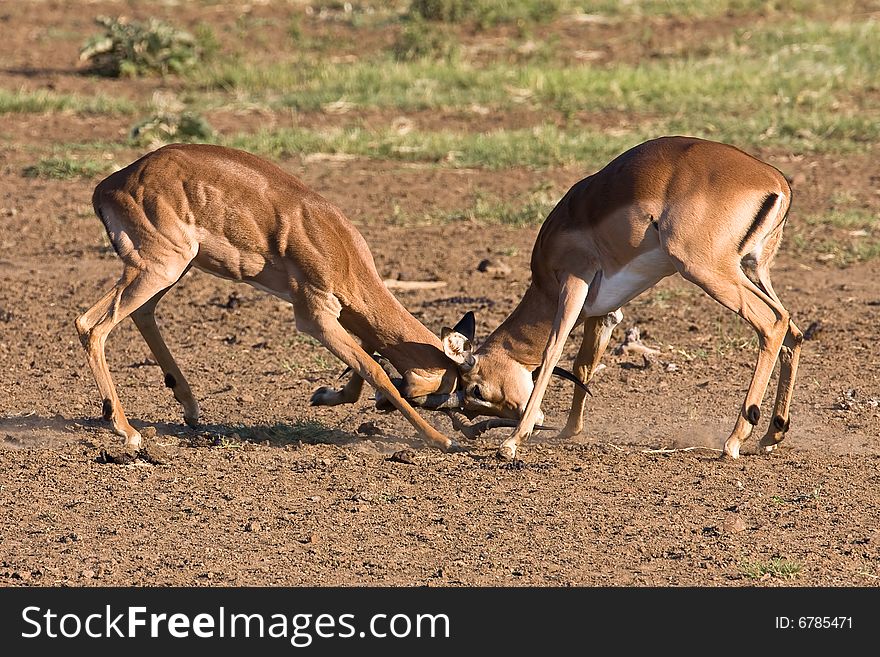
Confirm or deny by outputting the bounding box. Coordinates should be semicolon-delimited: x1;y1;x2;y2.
75;264;187;448
130;285;200;427
678;267;790;459
558;309;622;440
303;308;457;451
758;319;803;452
310;372;365;406
498;274;590;460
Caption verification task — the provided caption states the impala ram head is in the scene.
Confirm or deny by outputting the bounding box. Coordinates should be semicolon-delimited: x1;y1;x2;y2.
432;311;590;423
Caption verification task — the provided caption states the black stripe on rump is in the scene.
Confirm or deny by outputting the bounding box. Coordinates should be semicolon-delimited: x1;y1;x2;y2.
738;192;778;253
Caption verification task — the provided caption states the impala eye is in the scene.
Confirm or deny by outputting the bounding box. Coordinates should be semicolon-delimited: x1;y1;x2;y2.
471;385;485;401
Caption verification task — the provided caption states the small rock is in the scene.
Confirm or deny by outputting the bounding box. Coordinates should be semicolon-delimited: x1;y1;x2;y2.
477;258;512;277
722;514;748;534
357;421;382;436
81;569;95;579
803;321;822;341
664;362;679;372
308;495;322;502
96;446;138;465
236;394;255;404
388;449;416;465
245;521;261;533
140;426;157;439
139;441;169;465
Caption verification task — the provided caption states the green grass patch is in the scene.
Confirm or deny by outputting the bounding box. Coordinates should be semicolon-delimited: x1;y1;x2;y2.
740;558;803;580
0;89;135;115
791;207;880;265
222;113;875;170
803;207;877;230
408;0;563;27
22;156;114;180
797;236;880;267
187;17;880;153
191;18;879;107
391;18;460;61
581;0;825;18
224;124;652;169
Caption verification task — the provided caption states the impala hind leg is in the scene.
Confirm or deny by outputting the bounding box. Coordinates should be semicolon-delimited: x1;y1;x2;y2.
557;309;622;440
499;273;590;460
76;264;188;448
758;317;803;452
131;284;200;428
300;305;457;451
678;267;790;459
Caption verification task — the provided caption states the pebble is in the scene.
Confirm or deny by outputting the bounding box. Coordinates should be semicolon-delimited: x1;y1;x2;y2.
97;447;138;465
722;514;748;534
140;442;169;465
476;259;512;277
388;449;416;465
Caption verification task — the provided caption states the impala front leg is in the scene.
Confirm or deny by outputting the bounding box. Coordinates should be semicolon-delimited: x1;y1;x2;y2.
558;309;622;440
498;273;590;460
311;372;365;406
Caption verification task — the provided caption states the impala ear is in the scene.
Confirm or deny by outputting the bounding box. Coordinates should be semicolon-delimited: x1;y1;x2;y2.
451;311;476;342
441;324;476;372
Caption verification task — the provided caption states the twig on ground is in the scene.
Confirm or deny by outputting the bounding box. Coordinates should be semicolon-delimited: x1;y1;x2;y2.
383;279;447;290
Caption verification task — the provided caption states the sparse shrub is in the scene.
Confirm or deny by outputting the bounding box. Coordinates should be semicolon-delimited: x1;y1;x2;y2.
408;0;561;28
391;19;458;61
79;15;201;77
409;0;470;22
193;23;220;60
129;111;214;147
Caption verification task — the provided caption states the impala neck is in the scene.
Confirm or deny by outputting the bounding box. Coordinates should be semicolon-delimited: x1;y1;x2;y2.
479;282;557;371
342;288;454;385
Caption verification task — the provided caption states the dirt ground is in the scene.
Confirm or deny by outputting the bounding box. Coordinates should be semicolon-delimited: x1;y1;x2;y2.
1;1;879;588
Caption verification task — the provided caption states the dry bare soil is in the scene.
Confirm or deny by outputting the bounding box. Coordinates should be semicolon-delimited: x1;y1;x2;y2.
1;1;879;588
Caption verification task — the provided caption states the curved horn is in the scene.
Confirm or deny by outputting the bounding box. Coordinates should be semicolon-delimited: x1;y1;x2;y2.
552;366;592;396
409;391;465;410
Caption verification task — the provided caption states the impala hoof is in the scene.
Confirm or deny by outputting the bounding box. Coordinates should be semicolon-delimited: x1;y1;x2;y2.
496;445;517;461
184;414;200;428
555;426;582;441
123;432;143;450
310;386;336;406
445;441;468;454
758;434;781;454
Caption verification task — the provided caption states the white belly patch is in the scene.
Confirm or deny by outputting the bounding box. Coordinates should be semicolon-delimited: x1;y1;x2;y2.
583;248;675;316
